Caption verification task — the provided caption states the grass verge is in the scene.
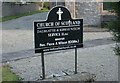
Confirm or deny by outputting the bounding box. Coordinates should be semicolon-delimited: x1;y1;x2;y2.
0;8;49;22
1;65;20;82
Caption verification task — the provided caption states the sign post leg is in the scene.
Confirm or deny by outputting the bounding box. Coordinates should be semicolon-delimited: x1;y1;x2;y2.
41;51;45;79
75;48;77;74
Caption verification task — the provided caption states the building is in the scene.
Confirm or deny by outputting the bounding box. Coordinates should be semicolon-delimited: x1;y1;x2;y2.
49;0;104;27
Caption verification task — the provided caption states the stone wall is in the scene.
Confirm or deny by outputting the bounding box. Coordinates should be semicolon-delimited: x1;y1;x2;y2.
65;2;102;26
65;1;75;19
2;3;40;17
75;2;101;26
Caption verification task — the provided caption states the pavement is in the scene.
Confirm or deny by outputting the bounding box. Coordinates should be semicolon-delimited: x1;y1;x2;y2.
1;12;119;81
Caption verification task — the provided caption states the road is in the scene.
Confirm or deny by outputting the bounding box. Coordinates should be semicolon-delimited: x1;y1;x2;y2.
1;12;114;62
1;12;47;62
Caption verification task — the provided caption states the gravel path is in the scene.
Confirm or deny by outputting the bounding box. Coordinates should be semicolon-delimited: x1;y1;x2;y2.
6;43;118;81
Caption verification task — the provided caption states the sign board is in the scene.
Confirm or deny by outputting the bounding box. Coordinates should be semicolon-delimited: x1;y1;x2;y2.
34;6;83;53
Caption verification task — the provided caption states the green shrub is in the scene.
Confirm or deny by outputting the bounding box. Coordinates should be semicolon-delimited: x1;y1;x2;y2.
2;65;20;81
107;2;120;56
43;2;49;9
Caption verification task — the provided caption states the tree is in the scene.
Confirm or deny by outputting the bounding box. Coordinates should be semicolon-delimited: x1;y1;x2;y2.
107;2;120;55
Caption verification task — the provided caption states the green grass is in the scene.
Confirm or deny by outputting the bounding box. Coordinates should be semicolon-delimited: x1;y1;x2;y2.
0;8;49;22
1;65;20;82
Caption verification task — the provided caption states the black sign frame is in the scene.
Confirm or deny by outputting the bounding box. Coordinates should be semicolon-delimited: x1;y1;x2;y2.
34;6;83;53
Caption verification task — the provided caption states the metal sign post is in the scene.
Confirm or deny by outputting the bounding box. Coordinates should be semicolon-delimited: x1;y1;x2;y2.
41;51;45;79
75;47;77;74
